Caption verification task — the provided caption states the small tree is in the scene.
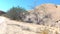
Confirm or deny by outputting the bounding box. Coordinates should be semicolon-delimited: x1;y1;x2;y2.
6;6;27;20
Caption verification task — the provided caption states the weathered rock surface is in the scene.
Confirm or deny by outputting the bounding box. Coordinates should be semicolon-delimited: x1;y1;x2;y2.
36;4;60;22
0;16;60;34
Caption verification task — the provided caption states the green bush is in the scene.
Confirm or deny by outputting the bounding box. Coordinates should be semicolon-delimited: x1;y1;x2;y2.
6;7;27;20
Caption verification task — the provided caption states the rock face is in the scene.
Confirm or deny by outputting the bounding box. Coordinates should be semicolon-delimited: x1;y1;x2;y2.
0;16;60;34
0;16;7;34
36;4;60;21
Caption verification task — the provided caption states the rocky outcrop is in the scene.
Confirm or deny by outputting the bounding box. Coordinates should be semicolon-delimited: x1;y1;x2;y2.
35;4;60;21
0;16;60;34
0;4;60;34
21;4;60;26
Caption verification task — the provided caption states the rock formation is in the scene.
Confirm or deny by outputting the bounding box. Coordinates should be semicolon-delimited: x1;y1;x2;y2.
21;4;60;26
0;4;60;34
0;16;60;34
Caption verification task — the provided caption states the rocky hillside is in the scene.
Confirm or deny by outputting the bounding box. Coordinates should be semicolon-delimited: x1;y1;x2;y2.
0;16;60;34
22;4;60;26
35;4;60;21
0;4;60;34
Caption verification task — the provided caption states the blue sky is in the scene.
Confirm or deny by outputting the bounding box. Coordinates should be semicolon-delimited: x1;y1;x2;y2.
0;0;60;12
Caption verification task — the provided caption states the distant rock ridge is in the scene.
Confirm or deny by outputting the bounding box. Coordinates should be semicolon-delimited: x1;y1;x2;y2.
0;10;6;15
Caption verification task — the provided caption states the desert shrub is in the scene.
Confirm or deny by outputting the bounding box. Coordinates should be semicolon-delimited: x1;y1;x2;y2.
6;7;27;20
40;29;49;34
